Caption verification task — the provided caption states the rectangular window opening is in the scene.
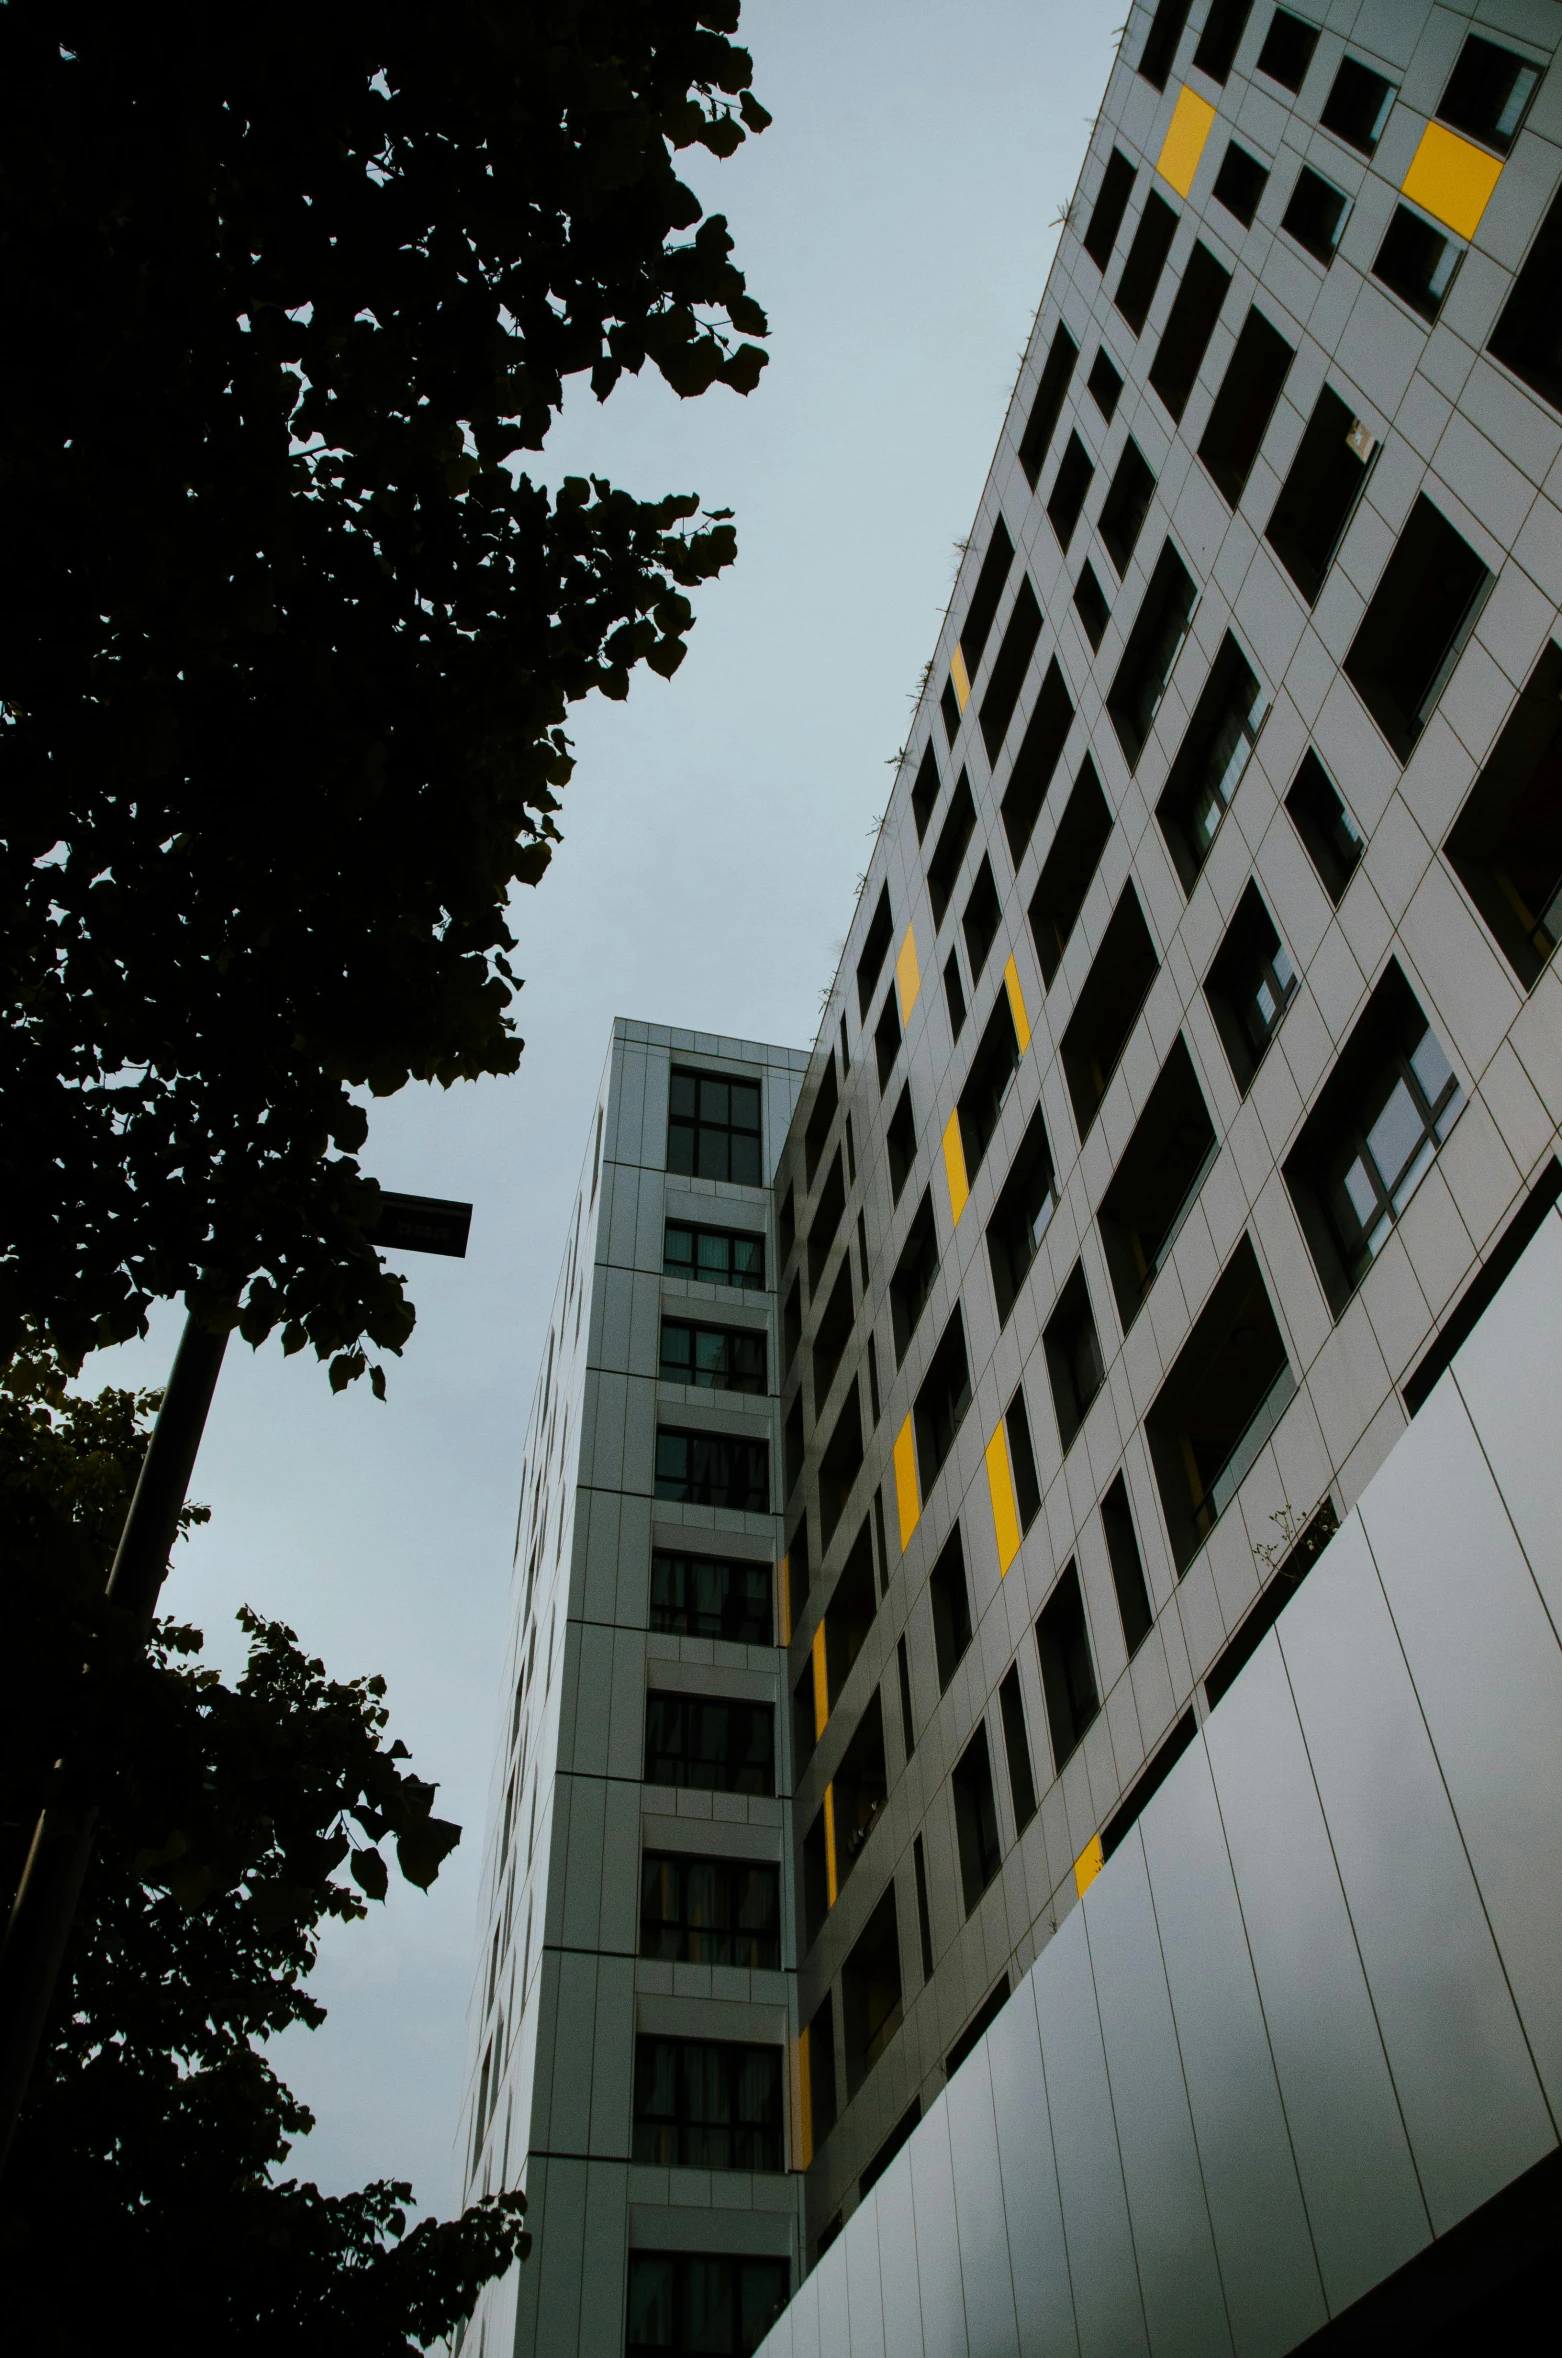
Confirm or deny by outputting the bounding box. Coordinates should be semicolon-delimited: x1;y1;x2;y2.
1282;164;1351;266
957;986;1023;1180
856;883;895;1020
959;517;1015;680
999;1668;1038;1834
1101;1473;1153;1656
1047;433;1095;554
1006;1388;1042;1531
1088;345;1124;420
1256;10;1319;93
818;1379;866;1552
654;1428;769;1513
1075;562;1111;651
632;2035;785;2173
1146;1234;1294;1571
1000;656;1075;866
952;1724;1003;1915
1086;149;1138;265
665;1221;766;1292
644;1692;776;1795
1138;0;1193;91
1098;1035;1217;1329
875;984;903;1093
1019;323;1079;489
927;769;978;927
1148;241;1231;424
806;1149;846;1293
1286;749;1363;904
1098;438;1156;579
1193;0;1255;85
626;2251;789;2358
1059;884;1160;1138
987;1106;1059;1326
980;579;1044;761
1036;1562;1100;1770
1030;758;1113;989
1445;639;1562;989
1199;306;1294;507
1156;631;1266;891
930;1522;974;1690
1438;35;1539;158
668;1069;762;1187
842;1885;903;2097
911;743;942;842
898;1635;918;1763
886;1084;916;1202
811;1258;855;1407
943;948;968;1043
1044;1260;1106;1454
1115;190;1179;336
1265;384;1375;604
1107;539;1196;768
1205;881;1297;1093
1344;493;1491;761
962;856;1002;979
1212;140;1269;228
1373;203;1463;323
911;1832;934;1977
1321;56;1396;155
914;1309;973;1502
640;1852;781;1968
651;1552;774;1646
890;1188;939;1364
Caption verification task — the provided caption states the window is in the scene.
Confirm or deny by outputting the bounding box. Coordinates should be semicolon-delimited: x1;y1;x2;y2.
812;1259;855;1405
1437;35;1539;156
1101;1474;1153;1656
914;1309;973;1498
842;1886;903;2095
1138;0;1192;91
668;1069;761;1185
875;985;902;1091
779;1184;796;1265
1101;1709;1198;1859
1000;657;1074;866
665;1222;765;1292
822;1523;878;1709
1199;307;1293;506
1075;563;1111;651
782;1275;802;1371
959;518;1015;679
962;858;1002;979
1019;323;1078;490
1047;433;1094;553
957;986;1022;1178
886;1084;916;1202
1107;539;1196;767
818;1380;865;1549
856;885;894;1020
1320;57;1395;155
1266;385;1376;603
1044;1261;1105;1452
1192;0;1254;83
1087;345;1123;420
1097;439;1155;578
910;743;941;840
650;1552;773;1644
1086;150;1138;264
660;1320;766;1394
784;1395;804;1498
1157;632;1266;890
912;1832;933;1974
1205;883;1297;1091
1059;885;1160;1137
987;1106;1058;1325
1212;141;1269;228
867;1330;881;1424
787;1511;810;1622
1006;1389;1042;1530
1284;962;1463;1317
806;1150;846;1292
1488;186;1562;414
1097;1036;1217;1328
1205;1500;1337;1708
943;949;968;1042
930;1524;974;1690
1445;641;1562;990
942;676;962;744
890;1189;939;1363
633;2037;785;2172
898;1635;917;1762
1148;243;1231;423
640;1853;781;1968
952;1726;1003;1914
1373;205;1462;322
1116;192;1179;336
1344;496;1491;761
1287;749;1363;903
627;2252;788;2358
1146;1235;1295;1569
1255;9;1318;92
1031;759;1112;988
927;769;977;926
999;1669;1037;1832
980;579;1043;761
644;1692;775;1795
1282;165;1350;265
832;1689;888;1893
1036;1564;1099;1768
804;1993;837;2150
654;1429;769;1511
803;1056;838;1184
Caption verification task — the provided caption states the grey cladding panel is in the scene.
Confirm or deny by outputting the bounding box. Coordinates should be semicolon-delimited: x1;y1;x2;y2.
1033;1913;1148;2358
985;1981;1080;2358
945;2048;1022;2358
1449;1209;1562;1637
876;2147;928;2358
910;2101;971;2358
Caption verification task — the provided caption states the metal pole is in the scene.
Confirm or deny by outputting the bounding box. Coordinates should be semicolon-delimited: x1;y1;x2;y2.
0;1313;228;2174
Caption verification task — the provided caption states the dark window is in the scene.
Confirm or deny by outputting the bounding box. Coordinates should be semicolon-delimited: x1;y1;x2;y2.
1193;0;1255;83
1007;1388;1042;1530
804;1993;838;2149
1085;150;1137;266
783;1275;802;1371
1048;433;1095;553
640;1853;781;1968
987;1107;1059;1324
1101;1709;1198;1858
959;518;1016;680
1107;539;1196;768
1115;190;1179;335
645;1692;776;1795
963;857;1002;978
1031;758;1112;988
804;1057;838;1185
1345;495;1491;761
779;1185;796;1266
1019;324;1079;490
655;1429;769;1512
1044;1261;1106;1452
1001;657;1074;867
875;985;902;1092
1212;140;1269;228
1097;439;1156;578
1205;883;1297;1092
952;1726;1003;1914
857;884;894;1020
1149;242;1231;423
1088;345;1124;420
821;1522;878;1709
886;1085;916;1202
1199;307;1294;506
651;1552;773;1645
661;1320;766;1394
793;1655;819;1780
948;1978;1012;2079
859;2099;920;2198
1287;749;1363;903
1075;563;1111;651
1138;0;1193;90
944;949;968;1042
911;1833;933;1973
1101;1474;1153;1656
930;1524;974;1690
914;1309;973;1499
898;1636;918;1763
1060;885;1160;1138
1489;185;1562;414
812;1258;855;1405
890;1189;939;1364
806;1150;846;1292
1256;9;1319;92
1036;1564;1099;1768
818;1379;865;1550
842;1885;903;2095
957;987;1022;1178
1146;1235;1295;1569
999;1668;1038;1832
1320;57;1396;155
942;676;962;744
1266;385;1376;603
1282;165;1351;265
1446;640;1562;989
668;1070;762;1186
833;1689;889;1893
1437;35;1540;156
633;2037;785;2172
1205;1500;1337;1708
665;1222;765;1292
911;743;941;840
784;1395;804;1499
1284;962;1463;1317
980;579;1044;761
1098;1036;1218;1329
928;769;977;926
627;2251;789;2358
786;1512;810;1623
1157;632;1266;890
867;1330;881;1425
1373;204;1462;322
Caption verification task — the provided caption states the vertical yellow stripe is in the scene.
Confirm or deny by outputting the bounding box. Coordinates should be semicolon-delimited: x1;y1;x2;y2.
798;2026;813;2169
985;1421;1022;1575
1155;85;1216;198
1004;953;1031;1055
893;1415;920;1550
895;925;921;1022
950;644;971;712
1074;1835;1104;1898
824;1784;839;1907
811;1621;829;1739
777;1554;792;1648
942;1110;970;1226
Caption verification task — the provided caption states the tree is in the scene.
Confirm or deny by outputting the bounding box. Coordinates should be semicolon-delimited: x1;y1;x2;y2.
0;1373;529;2351
0;1;770;1386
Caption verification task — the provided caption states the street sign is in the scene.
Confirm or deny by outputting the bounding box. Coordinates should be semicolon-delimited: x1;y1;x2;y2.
373;1192;473;1259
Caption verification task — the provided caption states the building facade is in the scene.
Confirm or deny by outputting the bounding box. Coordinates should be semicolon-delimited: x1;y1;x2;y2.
460;1;1562;2351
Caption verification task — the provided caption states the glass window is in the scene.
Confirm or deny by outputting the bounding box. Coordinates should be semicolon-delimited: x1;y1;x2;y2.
659;1320;766;1394
640;1854;781;1969
627;2251;790;2358
667;1069;763;1185
633;2037;785;2172
1437;35;1539;156
650;1551;772;1644
654;1428;769;1511
644;1693;775;1795
663;1222;765;1291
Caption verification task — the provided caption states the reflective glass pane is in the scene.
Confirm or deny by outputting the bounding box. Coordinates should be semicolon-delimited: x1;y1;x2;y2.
1365;1073;1424;1192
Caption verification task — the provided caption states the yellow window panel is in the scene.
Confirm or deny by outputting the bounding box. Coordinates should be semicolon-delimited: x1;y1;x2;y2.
1401;121;1502;241
824;1782;839;1907
1156;85;1217;199
798;2025;814;2169
893;1414;920;1550
895;924;921;1023
1003;953;1032;1056
942;1109;970;1226
950;644;972;712
811;1621;829;1740
777;1553;792;1647
985;1421;1022;1576
1074;1834;1105;1898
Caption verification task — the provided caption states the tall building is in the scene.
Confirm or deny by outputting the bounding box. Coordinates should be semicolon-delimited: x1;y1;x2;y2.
460;4;1562;2353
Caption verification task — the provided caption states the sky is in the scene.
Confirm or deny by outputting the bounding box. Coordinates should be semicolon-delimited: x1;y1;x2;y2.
83;0;1121;2218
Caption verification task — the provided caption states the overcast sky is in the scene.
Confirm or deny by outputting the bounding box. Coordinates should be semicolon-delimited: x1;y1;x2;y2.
87;0;1120;2218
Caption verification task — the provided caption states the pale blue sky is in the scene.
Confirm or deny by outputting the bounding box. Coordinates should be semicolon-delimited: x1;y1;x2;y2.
87;0;1120;2215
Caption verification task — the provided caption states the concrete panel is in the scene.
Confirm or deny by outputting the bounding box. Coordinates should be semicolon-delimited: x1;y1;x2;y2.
1448;1206;1562;1636
911;2097;971;2358
945;2047;1022;2358
985;1977;1080;2358
874;2146;927;2358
